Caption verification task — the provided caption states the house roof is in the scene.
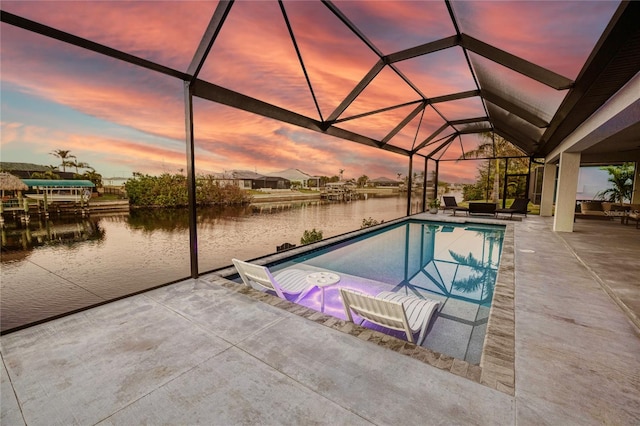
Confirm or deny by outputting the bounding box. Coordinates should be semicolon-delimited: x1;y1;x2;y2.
371;177;400;184
0;162;50;172
0;172;28;191
266;169;314;181
228;170;264;180
225;170;289;182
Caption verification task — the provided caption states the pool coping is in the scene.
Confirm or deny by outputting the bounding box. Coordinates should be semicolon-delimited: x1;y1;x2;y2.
207;214;515;395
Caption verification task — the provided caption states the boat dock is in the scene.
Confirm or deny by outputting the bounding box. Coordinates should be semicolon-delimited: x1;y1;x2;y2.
1;199;129;223
320;182;356;201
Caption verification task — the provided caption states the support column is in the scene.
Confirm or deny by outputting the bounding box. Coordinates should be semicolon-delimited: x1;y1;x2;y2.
434;159;440;202
632;162;640;204
184;82;199;278
406;155;413;216
540;163;557;217
553;152;580;232
421;157;428;213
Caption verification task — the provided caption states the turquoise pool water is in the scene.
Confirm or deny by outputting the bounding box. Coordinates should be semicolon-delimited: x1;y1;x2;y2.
260;219;505;363
276;220;504;303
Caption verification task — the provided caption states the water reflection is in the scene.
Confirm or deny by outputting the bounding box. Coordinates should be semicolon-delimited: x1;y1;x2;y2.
399;223;504;305
126;205;245;232
448;228;503;304
278;221;504;306
1;216;105;260
1;196;408;332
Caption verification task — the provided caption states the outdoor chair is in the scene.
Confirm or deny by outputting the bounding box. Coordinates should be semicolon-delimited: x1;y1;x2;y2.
626;211;640;228
442;196;469;216
276;242;296;252
339;288;440;345
232;258;314;302
469;202;497;216
495;198;530;219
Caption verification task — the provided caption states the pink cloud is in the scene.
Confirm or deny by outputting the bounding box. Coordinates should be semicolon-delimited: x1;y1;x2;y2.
434;97;486;122
453;1;619;79
335;1;456;54
0;120;191;176
1;1;217;71
438;159;484;183
4;1;606;185
395;47;478;98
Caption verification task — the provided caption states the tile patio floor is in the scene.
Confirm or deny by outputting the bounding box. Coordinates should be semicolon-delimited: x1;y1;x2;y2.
1;215;638;425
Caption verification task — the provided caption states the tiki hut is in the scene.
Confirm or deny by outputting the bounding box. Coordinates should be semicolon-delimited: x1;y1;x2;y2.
0;172;28;191
0;172;28;206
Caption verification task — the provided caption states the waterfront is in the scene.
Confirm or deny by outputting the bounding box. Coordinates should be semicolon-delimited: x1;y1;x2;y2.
1;196;408;332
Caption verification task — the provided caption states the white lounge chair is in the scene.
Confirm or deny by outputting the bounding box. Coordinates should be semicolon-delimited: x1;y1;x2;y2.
232;258;314;302
339;288;440;345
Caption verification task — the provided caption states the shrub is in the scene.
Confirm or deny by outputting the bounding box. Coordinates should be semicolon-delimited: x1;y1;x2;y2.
300;228;323;245
125;173;252;207
361;217;381;228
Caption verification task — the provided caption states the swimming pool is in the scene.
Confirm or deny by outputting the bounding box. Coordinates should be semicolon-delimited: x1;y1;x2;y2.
243;219;505;363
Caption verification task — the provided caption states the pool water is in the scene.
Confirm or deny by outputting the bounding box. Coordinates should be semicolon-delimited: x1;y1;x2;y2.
261;220;504;363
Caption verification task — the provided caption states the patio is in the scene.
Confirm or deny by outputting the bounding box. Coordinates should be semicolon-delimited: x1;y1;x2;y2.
2;215;638;425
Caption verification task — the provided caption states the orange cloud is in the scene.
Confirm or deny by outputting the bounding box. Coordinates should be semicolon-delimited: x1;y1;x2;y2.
5;0;588;185
452;1;619;79
1;1;217;71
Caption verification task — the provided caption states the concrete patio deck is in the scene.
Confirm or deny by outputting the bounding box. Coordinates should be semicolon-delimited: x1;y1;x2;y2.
1;215;638;425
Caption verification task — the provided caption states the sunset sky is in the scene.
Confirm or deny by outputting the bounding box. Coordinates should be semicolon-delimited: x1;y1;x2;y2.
0;1;619;183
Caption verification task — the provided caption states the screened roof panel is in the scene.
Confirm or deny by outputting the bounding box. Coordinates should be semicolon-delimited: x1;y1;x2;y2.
2;0;636;172
1;1;217;72
433;97;486;122
335;103;418;142
486;102;544;143
282;1;381;119
385;111;428;151
395;47;478;98
335;1;456;55
459;133;488;160
419;130;457;157
452;1;621;80
198;1;319;118
434;136;463;161
2;25;185;143
1;24;187;176
340;66;420;119
454;121;492;134
192;97;406;177
469;53;566;124
413;108;450;147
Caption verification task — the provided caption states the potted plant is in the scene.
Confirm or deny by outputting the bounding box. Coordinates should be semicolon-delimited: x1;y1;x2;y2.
428;198;440;214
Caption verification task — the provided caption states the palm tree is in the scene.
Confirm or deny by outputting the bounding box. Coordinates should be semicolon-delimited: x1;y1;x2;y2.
82;167;103;189
460;132;527;203
50;149;76;173
448;229;502;304
448;251;497;303
596;163;634;204
339;169;344;181
71;161;91;174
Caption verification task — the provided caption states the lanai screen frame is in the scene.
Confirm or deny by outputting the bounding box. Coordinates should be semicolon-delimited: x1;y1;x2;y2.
1;1;637;278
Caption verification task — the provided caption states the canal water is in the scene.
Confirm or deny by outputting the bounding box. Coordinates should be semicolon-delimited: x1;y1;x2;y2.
1;196;410;332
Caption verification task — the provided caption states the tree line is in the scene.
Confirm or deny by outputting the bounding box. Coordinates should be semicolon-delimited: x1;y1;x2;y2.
124;173;252;208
